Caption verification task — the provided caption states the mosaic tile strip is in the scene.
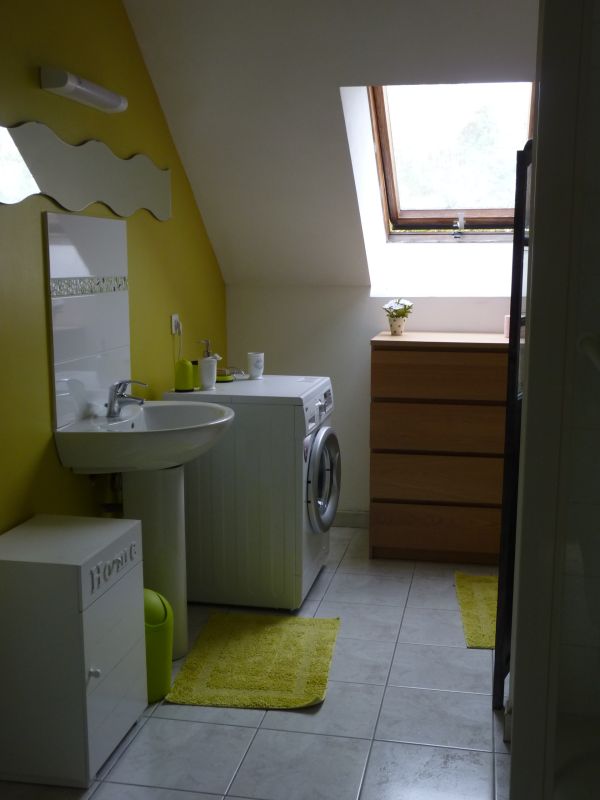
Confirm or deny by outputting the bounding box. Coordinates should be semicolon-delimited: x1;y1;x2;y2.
50;276;128;298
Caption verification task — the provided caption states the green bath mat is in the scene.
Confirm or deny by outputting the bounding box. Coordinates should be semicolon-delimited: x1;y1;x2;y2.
455;573;498;648
166;611;340;709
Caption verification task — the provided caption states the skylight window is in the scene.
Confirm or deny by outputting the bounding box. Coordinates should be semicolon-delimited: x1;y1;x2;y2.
370;82;533;237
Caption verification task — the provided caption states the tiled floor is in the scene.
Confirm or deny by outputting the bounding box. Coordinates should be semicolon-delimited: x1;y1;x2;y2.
1;528;510;800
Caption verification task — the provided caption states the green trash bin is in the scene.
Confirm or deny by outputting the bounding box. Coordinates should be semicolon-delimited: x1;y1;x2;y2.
144;588;174;704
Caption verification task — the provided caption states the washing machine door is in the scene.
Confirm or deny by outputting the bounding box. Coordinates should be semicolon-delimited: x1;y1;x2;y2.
307;426;341;533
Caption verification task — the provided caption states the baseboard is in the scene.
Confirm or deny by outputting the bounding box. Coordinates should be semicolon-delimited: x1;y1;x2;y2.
334;510;369;528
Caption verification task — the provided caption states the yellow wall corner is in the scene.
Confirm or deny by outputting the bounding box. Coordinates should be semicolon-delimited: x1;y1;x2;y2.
0;0;226;532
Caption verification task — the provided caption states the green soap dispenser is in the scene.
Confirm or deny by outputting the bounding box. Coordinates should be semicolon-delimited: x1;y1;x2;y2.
174;358;194;391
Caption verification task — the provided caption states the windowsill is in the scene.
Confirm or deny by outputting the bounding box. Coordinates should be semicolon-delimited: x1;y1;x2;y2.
341;86;514;299
388;233;514;244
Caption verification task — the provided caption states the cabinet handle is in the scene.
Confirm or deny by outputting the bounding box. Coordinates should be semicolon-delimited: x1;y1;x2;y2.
88;667;102;679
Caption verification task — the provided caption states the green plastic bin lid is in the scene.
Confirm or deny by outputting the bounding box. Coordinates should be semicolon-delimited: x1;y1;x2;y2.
144;588;168;625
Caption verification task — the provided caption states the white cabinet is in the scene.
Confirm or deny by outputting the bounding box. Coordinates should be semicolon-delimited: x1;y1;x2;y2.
0;514;147;788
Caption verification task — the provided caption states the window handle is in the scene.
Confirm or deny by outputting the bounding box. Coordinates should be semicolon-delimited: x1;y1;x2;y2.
453;212;465;239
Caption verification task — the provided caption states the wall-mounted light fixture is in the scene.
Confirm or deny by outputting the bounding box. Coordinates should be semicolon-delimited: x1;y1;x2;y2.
40;66;128;113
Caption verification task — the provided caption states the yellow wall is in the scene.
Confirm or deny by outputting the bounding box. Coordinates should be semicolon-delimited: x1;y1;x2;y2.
0;0;226;533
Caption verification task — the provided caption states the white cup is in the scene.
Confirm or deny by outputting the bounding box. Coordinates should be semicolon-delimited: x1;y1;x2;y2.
248;352;264;380
200;357;217;390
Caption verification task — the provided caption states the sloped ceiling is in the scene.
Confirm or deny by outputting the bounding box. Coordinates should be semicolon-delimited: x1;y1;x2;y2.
125;0;538;287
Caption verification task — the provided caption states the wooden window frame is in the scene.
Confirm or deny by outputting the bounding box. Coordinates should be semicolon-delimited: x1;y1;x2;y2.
368;85;533;237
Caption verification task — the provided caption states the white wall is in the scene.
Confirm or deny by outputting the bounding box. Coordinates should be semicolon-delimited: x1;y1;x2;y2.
126;0;539;287
126;0;538;513
228;287;509;511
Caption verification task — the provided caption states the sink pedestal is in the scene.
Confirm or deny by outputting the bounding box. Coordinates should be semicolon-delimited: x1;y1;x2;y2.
53;399;235;661
123;466;188;659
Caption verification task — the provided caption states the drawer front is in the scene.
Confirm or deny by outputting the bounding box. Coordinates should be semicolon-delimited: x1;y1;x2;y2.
370;502;501;558
371;453;504;505
86;638;147;777
83;563;145;693
371;402;506;454
371;349;508;402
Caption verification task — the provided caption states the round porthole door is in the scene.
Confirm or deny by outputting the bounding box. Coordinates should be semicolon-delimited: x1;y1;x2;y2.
307;426;341;533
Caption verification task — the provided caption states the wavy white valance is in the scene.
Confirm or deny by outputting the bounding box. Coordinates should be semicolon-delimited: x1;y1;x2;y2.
0;121;171;220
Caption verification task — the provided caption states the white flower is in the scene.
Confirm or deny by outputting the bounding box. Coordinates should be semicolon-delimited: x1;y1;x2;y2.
382;298;413;317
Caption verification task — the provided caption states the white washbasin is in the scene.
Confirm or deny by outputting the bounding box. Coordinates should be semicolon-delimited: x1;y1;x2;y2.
54;400;234;473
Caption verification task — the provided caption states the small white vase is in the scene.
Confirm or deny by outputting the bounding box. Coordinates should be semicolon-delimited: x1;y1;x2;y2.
389;317;406;336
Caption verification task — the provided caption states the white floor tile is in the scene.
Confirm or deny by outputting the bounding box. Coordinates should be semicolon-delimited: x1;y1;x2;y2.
329;637;395;684
315;602;402;642
106;717;254;794
96;716;150;779
346;530;369;557
375;686;493;751
329;527;356;544
493;709;511;754
337;553;414;578
407;573;460;610
153;702;265;728
361;740;494;800
229;729;370;800
305;569;335;603
414;561;498;578
95;785;219;800
398;606;466;647
323;572;410;606
29;550;501;800
325;540;349;569
261;680;384;738
0;783;99;799
495;753;511;800
389;642;492;693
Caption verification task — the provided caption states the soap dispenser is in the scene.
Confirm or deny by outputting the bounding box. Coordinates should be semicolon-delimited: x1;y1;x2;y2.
174;358;194;392
173;316;194;391
199;339;221;390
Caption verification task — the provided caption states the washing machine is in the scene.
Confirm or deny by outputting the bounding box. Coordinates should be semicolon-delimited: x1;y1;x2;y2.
164;375;341;609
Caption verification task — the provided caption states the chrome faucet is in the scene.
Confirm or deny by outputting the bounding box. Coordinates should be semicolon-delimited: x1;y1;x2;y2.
106;379;148;418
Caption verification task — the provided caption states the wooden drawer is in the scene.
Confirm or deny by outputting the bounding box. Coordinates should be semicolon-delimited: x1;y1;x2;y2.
371;349;508;402
371;452;504;505
371;402;506;454
370;502;501;562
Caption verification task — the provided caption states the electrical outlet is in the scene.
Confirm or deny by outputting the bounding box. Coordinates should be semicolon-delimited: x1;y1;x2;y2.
170;313;181;335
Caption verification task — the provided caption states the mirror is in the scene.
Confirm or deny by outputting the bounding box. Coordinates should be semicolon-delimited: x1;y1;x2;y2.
46;212;131;429
1;121;170;220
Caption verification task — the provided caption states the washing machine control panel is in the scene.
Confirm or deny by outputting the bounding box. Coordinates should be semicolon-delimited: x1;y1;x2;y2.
304;385;334;433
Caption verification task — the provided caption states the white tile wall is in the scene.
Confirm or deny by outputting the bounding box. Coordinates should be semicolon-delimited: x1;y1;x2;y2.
51;293;131;364
54;347;132;425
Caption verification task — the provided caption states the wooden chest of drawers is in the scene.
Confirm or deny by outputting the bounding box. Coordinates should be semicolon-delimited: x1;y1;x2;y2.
370;331;508;563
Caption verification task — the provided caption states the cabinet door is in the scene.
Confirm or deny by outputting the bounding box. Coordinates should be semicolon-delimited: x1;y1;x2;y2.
87;639;147;776
83;563;147;778
83;562;145;690
371;349;508;401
